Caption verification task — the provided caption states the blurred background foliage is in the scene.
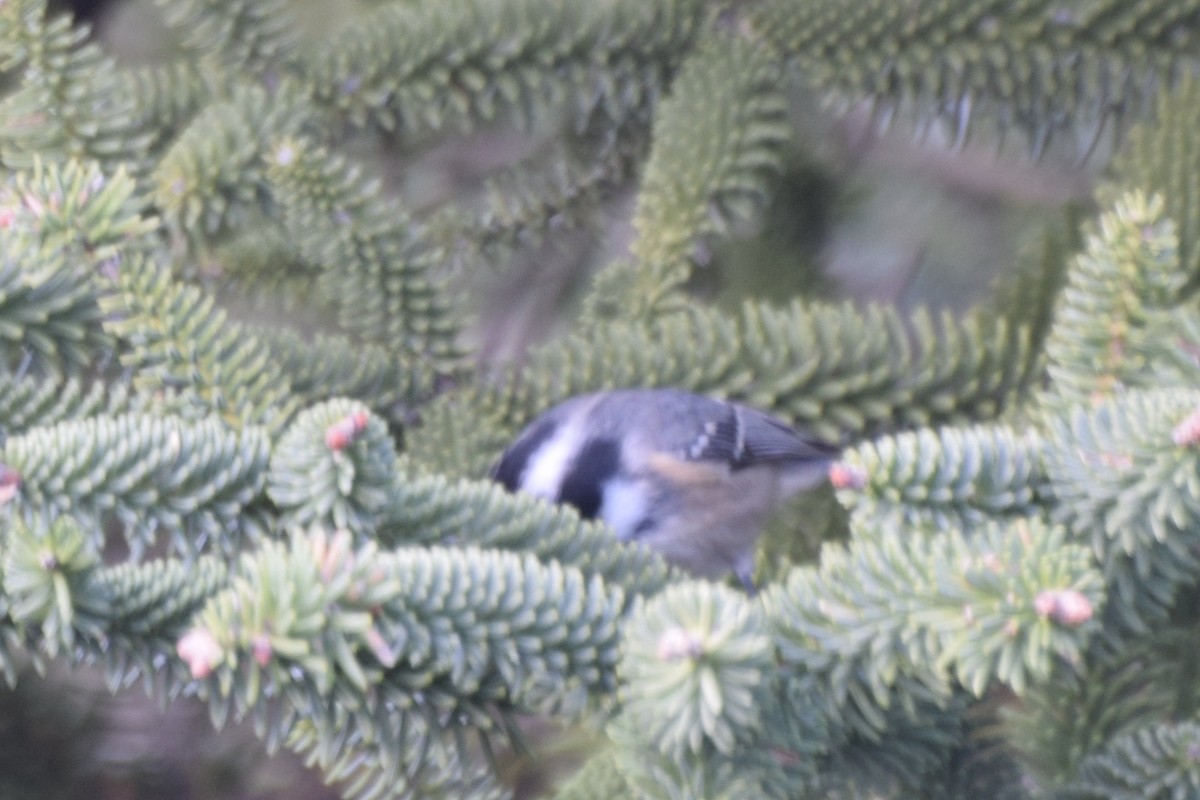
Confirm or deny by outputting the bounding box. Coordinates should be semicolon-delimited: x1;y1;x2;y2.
66;0;1101;353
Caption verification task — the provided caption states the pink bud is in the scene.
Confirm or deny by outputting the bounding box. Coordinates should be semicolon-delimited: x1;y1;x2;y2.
1172;407;1200;447
1034;589;1093;626
252;635;272;667
828;462;867;490
177;628;222;679
0;465;20;505
325;409;371;451
325;420;354;450
656;627;703;661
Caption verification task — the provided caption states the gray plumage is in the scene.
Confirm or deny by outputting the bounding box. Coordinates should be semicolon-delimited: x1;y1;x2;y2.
491;388;839;589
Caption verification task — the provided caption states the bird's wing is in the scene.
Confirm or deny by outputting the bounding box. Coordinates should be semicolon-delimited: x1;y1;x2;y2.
689;404;838;469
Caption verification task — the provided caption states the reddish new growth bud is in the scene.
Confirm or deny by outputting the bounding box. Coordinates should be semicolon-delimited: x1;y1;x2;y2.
325;409;371;450
828;461;867;491
1172;407;1200;447
177;628;222;679
252;635;273;667
0;464;20;505
1034;589;1093;626
657;627;704;661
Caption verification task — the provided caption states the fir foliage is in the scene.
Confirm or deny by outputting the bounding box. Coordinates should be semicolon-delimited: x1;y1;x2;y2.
267;399;397;535
607;707;785;800
264;135;462;365
408;299;1033;476
1006;625;1200;789
177;529;627;796
254;326;438;419
155;0;299;75
766;518;1101;722
619;582;774;757
0;159;155;374
747;0;1200;159
808;695;970;799
1059;721;1200;800
0;234;110;373
152;82;316;238
0;369;134;439
837;423;1045;533
109;60;220;154
1104;74;1200;290
1;0;1200;797
1043;388;1200;633
374;471;676;598
286;715;511;800
3;515;108;659
301;0;703;133
100;254;300;433
551;750;634;800
1;514;228;684
585;34;790;321
438;121;647;276
2;412;270;556
1044;191;1182;406
0;0;148;168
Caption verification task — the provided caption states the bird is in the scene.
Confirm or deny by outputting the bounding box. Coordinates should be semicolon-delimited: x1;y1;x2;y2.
491;388;839;590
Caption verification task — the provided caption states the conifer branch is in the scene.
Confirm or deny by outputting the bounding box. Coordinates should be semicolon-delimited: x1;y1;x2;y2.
1006;625;1200;789
747;0;1199;159
836;424;1046;534
434;121;647;275
0;0;150;168
2;412;270;557
0;160;156;374
550;750;631;800
584;34;790;321
264;136;463;366
1105;74;1200;291
1044;191;1182;407
286;713;509;800
268;400;397;536
619;583;774;758
408;299;1033;475
301;0;703;133
1;0;1198;796
375;472;676;598
1043;388;1200;633
179;530;627;786
108;60;221;154
155;0;299;76
152;82;317;238
254;327;439;420
0;237;109;373
0;369;135;439
765;518;1100;733
100;255;300;434
1060;721;1200;800
1;516;229;680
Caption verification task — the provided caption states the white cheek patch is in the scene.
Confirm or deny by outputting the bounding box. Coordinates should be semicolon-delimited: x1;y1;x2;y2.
598;479;648;541
521;424;586;500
